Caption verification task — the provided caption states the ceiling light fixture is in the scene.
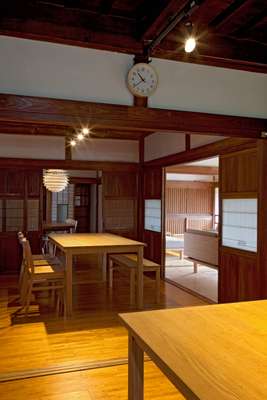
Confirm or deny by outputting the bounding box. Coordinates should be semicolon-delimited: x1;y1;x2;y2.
70;139;76;146
184;21;196;53
43;169;69;193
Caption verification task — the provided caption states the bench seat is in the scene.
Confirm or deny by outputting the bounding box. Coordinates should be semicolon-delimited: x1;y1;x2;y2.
108;254;160;305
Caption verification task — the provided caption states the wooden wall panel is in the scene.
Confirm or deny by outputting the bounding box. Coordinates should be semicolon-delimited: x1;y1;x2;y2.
102;171;138;239
219;145;260;303
220;149;257;194
165;181;214;235
142;167;163;265
219;249;259;303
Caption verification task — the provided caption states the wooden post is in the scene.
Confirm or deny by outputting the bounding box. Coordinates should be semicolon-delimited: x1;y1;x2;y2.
128;333;144;400
136;246;144;309
65;251;73;317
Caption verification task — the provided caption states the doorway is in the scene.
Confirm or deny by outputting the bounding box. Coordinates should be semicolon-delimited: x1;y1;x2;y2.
164;157;219;302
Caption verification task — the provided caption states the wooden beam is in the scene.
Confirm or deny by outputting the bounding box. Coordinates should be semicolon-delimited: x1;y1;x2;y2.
0;121;149;140
0;157;139;172
145;138;257;167
166;165;218;175
69;177;100;184
0;94;266;139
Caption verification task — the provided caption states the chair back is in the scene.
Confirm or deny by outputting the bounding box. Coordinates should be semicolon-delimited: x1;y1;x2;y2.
66;218;78;233
22;239;35;275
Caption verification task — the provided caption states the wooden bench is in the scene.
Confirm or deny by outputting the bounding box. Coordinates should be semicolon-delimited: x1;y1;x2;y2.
108;254;161;305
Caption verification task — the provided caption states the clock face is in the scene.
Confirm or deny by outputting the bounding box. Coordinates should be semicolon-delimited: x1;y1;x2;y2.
127;63;158;98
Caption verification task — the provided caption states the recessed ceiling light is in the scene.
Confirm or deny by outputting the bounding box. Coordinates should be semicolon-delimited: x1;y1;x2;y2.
82;127;90;135
77;133;84;141
70;139;76;146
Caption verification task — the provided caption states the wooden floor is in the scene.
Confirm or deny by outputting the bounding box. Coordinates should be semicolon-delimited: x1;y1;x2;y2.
0;262;206;399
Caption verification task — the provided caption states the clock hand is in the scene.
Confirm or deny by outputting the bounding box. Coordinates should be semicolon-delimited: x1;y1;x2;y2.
133;80;142;88
137;72;145;82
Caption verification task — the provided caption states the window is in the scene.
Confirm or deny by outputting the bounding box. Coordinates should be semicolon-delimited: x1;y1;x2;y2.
222;198;257;252
145;199;161;232
6;199;24;232
27;199;40;231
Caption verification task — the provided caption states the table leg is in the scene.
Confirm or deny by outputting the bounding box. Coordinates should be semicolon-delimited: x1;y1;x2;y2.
65;251;73;318
128;333;144;400
136;246;143;309
102;252;107;282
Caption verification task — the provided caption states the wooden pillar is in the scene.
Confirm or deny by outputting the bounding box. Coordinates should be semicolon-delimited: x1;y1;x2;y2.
257;140;267;298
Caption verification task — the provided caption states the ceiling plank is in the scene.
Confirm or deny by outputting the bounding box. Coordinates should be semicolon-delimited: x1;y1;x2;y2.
0;94;266;139
210;0;267;36
138;0;188;41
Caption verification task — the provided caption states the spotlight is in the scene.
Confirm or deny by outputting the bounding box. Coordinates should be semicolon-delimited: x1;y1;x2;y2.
185;37;196;53
77;133;84;141
82;127;90;136
70;139;76;147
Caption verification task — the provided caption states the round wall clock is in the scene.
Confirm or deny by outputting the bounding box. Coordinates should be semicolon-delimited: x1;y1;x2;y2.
127;62;158;98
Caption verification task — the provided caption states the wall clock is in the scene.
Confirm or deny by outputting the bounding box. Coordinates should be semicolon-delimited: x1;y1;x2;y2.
127;62;158;98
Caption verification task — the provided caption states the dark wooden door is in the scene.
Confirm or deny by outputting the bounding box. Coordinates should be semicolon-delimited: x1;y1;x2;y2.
74;184;90;233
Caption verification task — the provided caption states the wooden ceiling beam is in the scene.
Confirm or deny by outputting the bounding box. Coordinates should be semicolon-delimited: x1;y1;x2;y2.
0;157;139;172
0;94;266;139
0;121;148;140
210;0;267;36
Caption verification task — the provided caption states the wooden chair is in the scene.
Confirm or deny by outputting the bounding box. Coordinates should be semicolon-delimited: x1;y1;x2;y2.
21;240;65;316
66;218;78;233
108;254;161;305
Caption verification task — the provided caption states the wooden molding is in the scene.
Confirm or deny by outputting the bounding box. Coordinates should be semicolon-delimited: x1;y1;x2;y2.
0;158;139;172
69;177;100;185
0;94;266;139
145;138;257;167
166;165;218;175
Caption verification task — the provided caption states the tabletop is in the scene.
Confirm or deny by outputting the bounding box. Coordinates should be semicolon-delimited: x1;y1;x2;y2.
48;232;145;249
120;300;267;400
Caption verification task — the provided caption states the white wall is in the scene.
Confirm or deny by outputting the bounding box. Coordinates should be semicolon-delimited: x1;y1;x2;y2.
0;134;65;159
0;36;133;105
144;132;226;161
72;138;139;162
0;36;266;119
149;58;267;118
144;132;185;162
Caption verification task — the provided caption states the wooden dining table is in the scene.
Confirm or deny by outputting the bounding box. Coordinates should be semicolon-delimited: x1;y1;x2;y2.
120;300;267;400
48;233;145;317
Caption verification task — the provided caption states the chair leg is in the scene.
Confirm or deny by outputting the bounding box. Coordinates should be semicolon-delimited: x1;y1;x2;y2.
25;281;33;317
130;270;136;305
155;269;161;304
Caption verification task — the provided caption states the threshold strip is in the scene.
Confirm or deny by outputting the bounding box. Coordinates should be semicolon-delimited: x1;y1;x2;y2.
0;355;150;383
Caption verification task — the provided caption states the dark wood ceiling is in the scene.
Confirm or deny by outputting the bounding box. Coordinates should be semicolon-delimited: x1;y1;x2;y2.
0;0;266;73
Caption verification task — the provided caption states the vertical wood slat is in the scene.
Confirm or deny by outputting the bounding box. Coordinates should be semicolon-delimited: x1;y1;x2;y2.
165;181;214;235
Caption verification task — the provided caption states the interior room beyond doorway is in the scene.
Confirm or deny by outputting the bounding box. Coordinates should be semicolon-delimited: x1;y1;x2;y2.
165;157;219;302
